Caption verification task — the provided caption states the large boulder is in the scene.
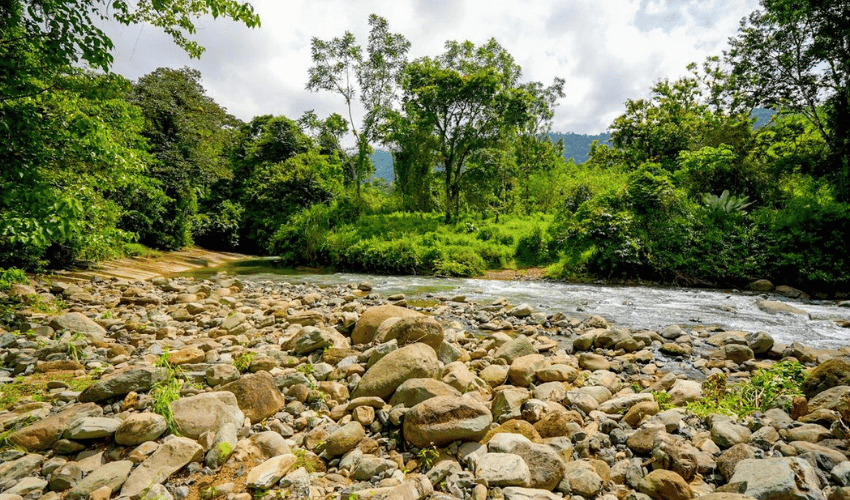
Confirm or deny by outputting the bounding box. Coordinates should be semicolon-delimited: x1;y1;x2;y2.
170;391;245;439
403;396;492;447
389;378;461;408
220;371;285;424
114;413;167;446
351;305;423;345
374;316;444;351
351;343;439;400
637;469;694;500
802;358;850;398
48;312;106;342
729;458;824;500
757;300;810;318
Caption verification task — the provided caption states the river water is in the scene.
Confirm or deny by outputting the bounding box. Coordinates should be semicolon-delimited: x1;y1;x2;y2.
181;259;850;351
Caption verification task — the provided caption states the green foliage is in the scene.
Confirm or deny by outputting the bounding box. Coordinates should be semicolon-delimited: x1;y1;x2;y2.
233;352;256;373
702;190;753;215
687;361;805;418
150;351;182;434
417;446;439;470
0;268;28;291
1;72;145;270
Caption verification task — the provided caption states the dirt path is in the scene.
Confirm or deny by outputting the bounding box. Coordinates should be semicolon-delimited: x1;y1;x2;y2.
48;247;248;283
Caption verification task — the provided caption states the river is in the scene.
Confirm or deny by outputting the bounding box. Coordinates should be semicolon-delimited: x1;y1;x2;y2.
178;259;850;351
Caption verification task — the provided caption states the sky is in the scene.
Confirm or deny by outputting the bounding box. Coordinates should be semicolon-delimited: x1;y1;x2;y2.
100;0;760;136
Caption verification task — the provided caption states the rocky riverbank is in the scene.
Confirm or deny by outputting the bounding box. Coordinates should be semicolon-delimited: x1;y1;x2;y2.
1;273;850;500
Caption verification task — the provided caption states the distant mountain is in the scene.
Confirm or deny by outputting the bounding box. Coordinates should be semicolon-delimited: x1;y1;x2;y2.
368;131;610;182
370;150;394;181
548;132;611;163
750;108;775;129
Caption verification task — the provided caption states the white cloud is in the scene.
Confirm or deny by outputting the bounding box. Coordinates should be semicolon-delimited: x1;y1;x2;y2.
99;0;759;135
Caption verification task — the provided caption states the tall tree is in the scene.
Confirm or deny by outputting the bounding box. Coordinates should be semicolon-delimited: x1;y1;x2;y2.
401;38;535;223
127;67;232;249
726;0;850;199
0;0;260;101
306;14;410;198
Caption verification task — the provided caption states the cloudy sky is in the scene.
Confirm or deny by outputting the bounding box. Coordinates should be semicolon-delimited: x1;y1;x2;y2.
100;0;759;135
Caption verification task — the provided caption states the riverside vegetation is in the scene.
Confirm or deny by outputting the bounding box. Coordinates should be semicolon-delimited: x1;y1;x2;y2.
3;1;850;296
2;272;850;500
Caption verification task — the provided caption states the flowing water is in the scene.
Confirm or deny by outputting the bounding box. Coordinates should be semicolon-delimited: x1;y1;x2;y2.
179;259;850;350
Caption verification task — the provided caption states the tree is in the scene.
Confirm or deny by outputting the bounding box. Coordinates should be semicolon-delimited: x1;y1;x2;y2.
0;0;260;101
726;0;850;199
401;38;536;223
306;14;410;198
514;79;565;214
126;67;232;249
0;71;147;269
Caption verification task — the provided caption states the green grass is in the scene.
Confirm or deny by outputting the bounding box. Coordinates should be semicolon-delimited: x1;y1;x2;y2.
0;373;94;410
122;243;163;259
283;212;557;277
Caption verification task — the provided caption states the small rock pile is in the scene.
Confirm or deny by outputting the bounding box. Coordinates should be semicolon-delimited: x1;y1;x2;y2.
1;274;850;500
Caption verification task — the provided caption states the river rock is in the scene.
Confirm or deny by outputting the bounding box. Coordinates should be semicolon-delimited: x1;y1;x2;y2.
8;403;102;451
63;417;121;440
724;344;755;364
316;422;364;457
476;453;531;486
403;395;492;447
219;370;285;423
747;279;774;291
494;337;537;363
351;343;439;400
65;460;132;500
389;378;461;408
245;454;298;489
757;300;810;318
78;366;166;403
638;469;694;500
711;418;752;449
351;305;423;345
509;353;546;387
374;316;444;350
120;437;203;499
560;460;604;497
0;454;43;486
291;326;348;355
746;331;775;355
170;391;245;439
48;312;106;342
488;433;565;490
599;393;654;414
729;457;825;500
802;358;850;398
114;413;167;446
668;379;703;405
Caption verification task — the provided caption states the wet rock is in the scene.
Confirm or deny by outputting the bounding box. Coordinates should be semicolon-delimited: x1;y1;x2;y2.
757;300;810;318
403;396;492;447
747;280;774;292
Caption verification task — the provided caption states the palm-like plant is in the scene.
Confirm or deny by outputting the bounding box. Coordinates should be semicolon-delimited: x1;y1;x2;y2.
703;190;753;214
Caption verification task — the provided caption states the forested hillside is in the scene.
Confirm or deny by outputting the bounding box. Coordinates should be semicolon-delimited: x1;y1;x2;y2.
2;1;848;294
